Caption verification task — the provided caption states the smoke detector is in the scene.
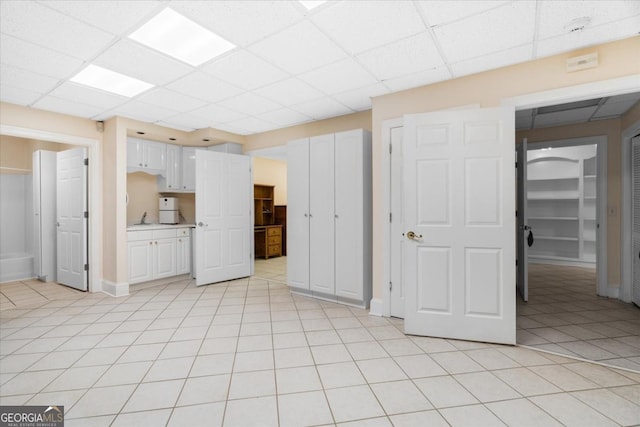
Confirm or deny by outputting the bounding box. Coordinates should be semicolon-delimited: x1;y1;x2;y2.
563;17;591;33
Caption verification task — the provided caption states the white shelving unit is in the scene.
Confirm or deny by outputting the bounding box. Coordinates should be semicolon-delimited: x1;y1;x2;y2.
527;145;597;266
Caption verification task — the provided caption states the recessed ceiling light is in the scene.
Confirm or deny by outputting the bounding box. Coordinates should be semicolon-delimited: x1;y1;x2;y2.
70;64;154;97
129;8;236;66
299;1;327;10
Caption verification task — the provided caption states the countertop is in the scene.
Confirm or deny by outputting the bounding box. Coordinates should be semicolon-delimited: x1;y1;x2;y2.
127;223;196;231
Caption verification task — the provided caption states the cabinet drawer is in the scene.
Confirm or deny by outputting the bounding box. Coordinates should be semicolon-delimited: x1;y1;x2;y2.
176;228;191;237
128;230;154;242
153;229;177;239
268;244;281;256
268;236;280;245
267;227;281;237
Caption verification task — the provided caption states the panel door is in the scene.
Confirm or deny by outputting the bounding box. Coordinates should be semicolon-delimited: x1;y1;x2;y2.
309;133;335;295
516;139;529;302
196;150;251;285
182;147;197;191
177;235;191;275
56;147;88;291
144;140;166;170
286;138;310;290
154;237;177;279
390;126;406;318
128;240;153;284
335;130;363;300
403;107;516;345
633;135;640;306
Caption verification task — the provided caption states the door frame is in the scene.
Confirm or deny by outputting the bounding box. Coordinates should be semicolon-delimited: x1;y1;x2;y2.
0;124;101;293
380;74;640;317
621;120;640;303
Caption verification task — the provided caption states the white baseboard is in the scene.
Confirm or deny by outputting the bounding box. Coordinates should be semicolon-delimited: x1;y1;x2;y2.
369;298;383;316
101;280;129;297
603;283;620;299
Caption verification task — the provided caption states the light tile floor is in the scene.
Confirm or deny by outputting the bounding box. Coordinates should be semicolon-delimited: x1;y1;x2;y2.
518;264;640;371
255;256;287;284
0;279;84;310
1;275;640;426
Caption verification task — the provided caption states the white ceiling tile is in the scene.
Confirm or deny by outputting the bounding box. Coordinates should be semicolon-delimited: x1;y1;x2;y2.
592;99;638;118
33;95;104;119
533;106;598;128
188;104;247;125
290;97;352;120
93;39;193;86
109;100;177;123
434;1;536;63
154;120;196;132
536;15;640;58
136;88;207;112
0;85;43;106
299;58;378;95
40;0;162;36
169;0;304;46
248;21;347;75
332;83;390;111
516;109;533;119
537;1;640;40
0;64;60;94
0;35;84;79
210;122;251;136
201;50;289;91
311;1;425;54
255;78;324;106
226;116;278;133
218;92;282;116
160;113;210;130
416;1;509;26
258;108;312;127
1;1;114;60
603;92;640;105
166;71;243;104
516;117;532;130
450;44;533;78
49;82;129;110
381;66;452;92
356;32;444;81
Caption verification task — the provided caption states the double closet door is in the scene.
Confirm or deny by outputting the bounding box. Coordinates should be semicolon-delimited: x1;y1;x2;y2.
287;129;372;307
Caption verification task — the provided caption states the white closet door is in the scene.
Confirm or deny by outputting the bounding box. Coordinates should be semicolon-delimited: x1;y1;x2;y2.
287;138;310;290
516;139;528;302
632;135;640;306
335;130;364;300
309;133;335;295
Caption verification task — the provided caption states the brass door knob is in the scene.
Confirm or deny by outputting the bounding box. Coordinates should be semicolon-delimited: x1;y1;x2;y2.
406;231;422;240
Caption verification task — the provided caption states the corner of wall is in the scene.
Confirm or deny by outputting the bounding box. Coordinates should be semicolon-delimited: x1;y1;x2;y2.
369;298;384;316
101;279;129;297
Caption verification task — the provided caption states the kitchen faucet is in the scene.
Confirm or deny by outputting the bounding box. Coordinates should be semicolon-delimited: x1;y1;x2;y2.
140;211;147;224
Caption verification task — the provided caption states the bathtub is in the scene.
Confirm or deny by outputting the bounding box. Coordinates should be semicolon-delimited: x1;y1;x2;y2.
0;253;34;283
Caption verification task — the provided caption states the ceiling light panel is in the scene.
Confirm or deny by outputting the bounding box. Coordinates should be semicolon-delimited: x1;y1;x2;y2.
259;108;312;127
356;32;444;80
42;0;163;37
0;64;59;94
218;92;282;116
1;1;114;60
381;67;452;92
311;1;426;55
0;34;84;80
33;96;104;119
299;58;378;95
332;83;391;111
129;8;235;66
450;44;532;78
255;78;324;106
0;85;43;106
166;71;243;104
290;97;352;120
416;1;509;26
433;1;536;63
170;1;304;47
50;82;129;110
136;87;207;112
94;40;193;86
249;21;346;75
202;50;290;91
70;65;154;97
536;1;640;40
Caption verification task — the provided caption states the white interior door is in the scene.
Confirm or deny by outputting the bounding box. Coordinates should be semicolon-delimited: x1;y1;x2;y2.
390;126;405;318
632;136;640;306
56;147;87;291
403;107;516;345
287;138;310;291
516;139;529;302
196;150;251;286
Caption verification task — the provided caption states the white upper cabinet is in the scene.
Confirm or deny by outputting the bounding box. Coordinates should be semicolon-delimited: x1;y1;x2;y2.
181;147;197;192
127;137;166;174
158;144;181;191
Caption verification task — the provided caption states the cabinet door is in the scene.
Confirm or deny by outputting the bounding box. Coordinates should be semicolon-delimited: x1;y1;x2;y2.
162;144;181;190
144;141;166;170
154;237;177;279
287;138;310;290
182;147;196;191
177;233;191;275
334;130;364;300
128;240;153;284
309;133;335;295
127;139;144;168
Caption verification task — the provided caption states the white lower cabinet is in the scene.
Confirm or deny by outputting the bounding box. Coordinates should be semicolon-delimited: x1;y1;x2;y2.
128;227;192;284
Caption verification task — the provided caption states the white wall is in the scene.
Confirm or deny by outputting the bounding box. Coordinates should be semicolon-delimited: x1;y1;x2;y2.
0;174;32;255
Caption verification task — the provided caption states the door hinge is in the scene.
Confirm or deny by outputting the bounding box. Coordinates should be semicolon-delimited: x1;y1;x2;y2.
389;144;392;154
389;281;392;291
389;212;392;223
84;264;89;271
515;161;518;168
515;210;518;217
84;211;89;219
84;158;89;166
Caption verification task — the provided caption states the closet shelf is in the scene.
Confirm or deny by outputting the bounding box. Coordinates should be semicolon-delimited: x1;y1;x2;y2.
535;236;579;242
527;196;579;201
528;216;578;221
528;176;579;182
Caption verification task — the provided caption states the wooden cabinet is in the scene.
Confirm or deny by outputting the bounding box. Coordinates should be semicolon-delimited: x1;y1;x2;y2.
127;137;166;173
254;184;275;226
255;225;282;259
127;227;192;284
287;129;372;308
274;205;287;256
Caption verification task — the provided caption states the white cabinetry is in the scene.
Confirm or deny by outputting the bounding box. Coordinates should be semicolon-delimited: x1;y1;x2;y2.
158;144;181;191
127;227;192;284
287;129;372;307
527;145;597;266
127;137;166;174
181;147;197;191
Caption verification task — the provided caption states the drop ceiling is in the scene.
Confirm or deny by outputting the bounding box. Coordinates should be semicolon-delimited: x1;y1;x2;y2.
1;1;639;135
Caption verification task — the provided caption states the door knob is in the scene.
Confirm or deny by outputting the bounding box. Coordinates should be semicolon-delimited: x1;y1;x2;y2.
198;222;205;227
406;231;422;240
56;222;60;227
